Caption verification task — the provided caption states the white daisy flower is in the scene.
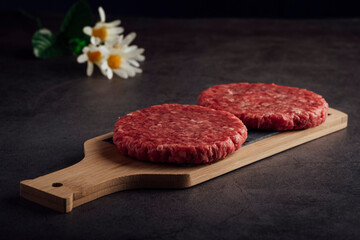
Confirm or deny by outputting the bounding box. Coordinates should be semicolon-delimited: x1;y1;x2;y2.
77;44;109;76
101;33;145;80
83;7;124;45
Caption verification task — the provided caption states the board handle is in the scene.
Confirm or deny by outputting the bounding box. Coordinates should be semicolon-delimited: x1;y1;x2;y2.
19;136;130;213
20;158;191;213
20;161;87;213
20;160;139;213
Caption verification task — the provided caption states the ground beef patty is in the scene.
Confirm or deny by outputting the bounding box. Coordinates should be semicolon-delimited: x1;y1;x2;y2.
113;104;247;164
197;83;328;131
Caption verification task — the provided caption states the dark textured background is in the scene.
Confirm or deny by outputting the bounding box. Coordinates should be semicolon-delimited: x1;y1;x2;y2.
2;0;360;18
1;12;360;239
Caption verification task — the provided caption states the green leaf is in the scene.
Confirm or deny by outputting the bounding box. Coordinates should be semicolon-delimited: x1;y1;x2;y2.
32;29;66;58
31;0;93;58
69;36;90;55
60;0;92;39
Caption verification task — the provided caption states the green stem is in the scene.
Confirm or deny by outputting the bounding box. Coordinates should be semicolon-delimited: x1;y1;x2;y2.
18;9;43;29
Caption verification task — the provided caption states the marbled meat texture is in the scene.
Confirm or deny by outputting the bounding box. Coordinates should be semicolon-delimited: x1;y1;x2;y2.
113;104;247;164
197;83;328;131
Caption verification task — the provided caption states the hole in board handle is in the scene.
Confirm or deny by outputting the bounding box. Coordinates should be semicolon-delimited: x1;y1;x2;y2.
328;113;331;116
52;183;63;187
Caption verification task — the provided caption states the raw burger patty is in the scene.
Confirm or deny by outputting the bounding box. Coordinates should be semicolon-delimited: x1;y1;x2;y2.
113;104;247;164
197;83;329;131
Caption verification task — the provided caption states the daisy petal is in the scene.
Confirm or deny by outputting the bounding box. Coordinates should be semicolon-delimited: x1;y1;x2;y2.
109;27;124;35
123;32;136;46
87;62;94;76
128;59;140;67
117;35;124;43
128;70;136;77
123;49;145;61
105;20;121;27
107;69;113;79
77;54;88;63
123;64;136;77
83;26;92;36
137;48;145;55
94;22;104;29
100;61;108;70
91;37;101;45
114;69;128;79
99;45;110;56
106;37;119;47
124;45;138;53
134;68;143;73
99;7;106;22
135;55;145;61
99;65;107;76
82;46;90;53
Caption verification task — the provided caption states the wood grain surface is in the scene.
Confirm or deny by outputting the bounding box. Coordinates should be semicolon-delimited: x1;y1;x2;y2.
20;108;348;213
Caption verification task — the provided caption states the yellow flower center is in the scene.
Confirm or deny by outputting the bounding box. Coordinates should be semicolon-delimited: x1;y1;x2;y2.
87;51;102;63
107;54;122;69
92;27;107;41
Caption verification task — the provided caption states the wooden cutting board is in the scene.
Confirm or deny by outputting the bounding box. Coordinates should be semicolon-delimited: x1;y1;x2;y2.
20;108;348;213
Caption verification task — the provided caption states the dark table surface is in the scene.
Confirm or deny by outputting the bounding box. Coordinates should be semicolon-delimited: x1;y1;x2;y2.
1;13;359;239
